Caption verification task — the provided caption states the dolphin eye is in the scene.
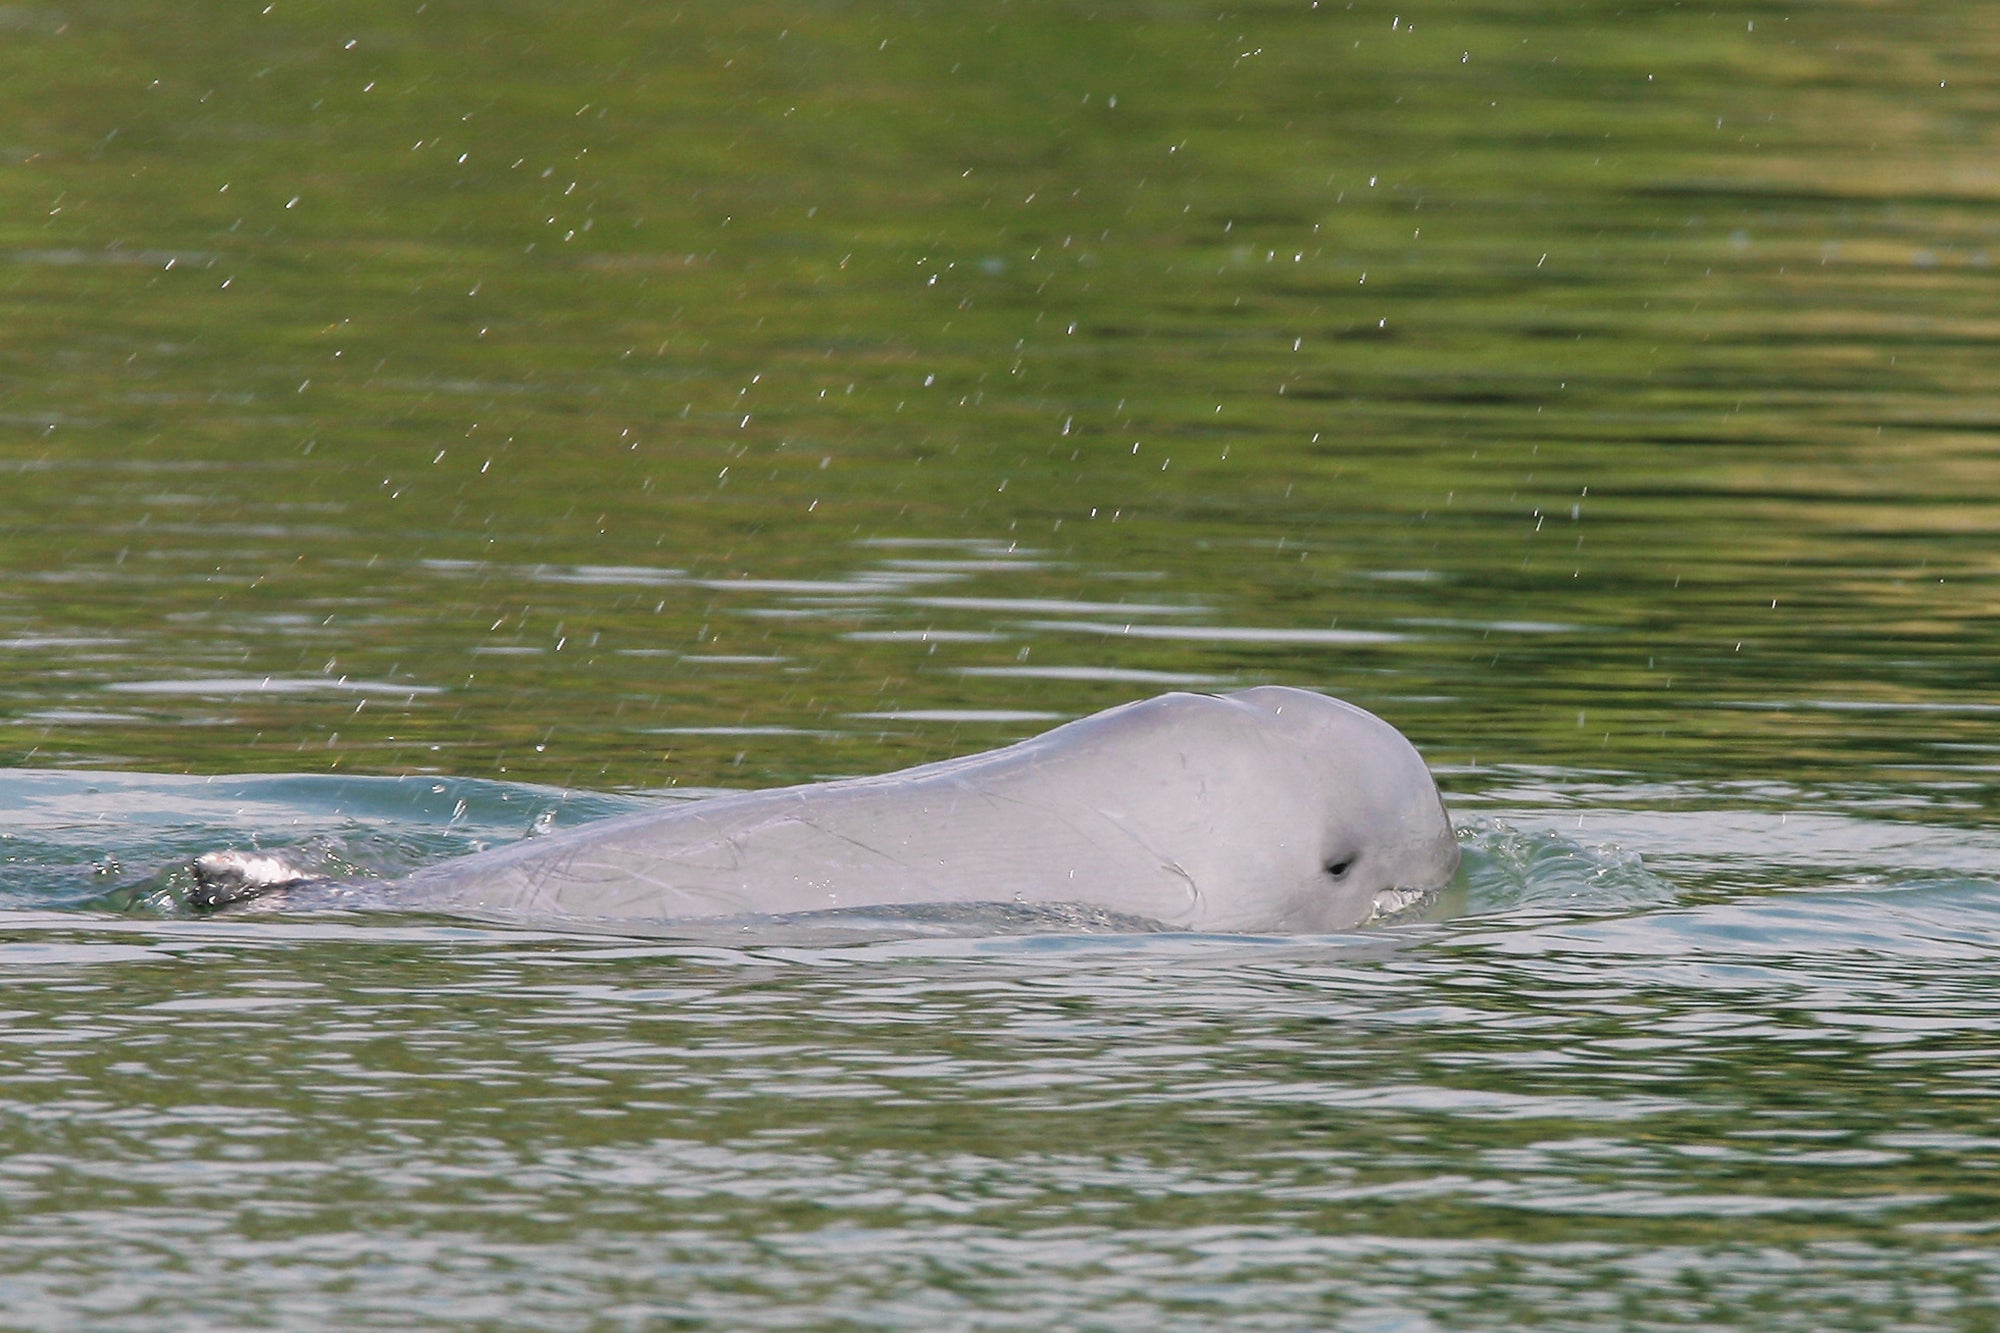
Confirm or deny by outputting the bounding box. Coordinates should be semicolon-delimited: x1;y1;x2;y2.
1325;856;1355;879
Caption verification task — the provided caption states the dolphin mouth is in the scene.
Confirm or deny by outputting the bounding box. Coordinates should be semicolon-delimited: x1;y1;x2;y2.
1363;885;1441;926
1358;829;1461;928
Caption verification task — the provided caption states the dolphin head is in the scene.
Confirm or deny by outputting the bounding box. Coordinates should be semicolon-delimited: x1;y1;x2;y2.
1201;686;1460;932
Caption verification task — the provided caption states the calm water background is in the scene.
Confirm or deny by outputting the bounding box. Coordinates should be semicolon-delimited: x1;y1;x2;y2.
3;1;2000;1328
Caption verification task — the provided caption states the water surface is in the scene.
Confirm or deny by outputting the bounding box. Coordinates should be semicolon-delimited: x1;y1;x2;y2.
3;1;1999;1327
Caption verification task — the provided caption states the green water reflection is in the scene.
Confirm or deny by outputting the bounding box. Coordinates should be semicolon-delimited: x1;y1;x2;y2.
5;1;1999;796
2;917;1998;1330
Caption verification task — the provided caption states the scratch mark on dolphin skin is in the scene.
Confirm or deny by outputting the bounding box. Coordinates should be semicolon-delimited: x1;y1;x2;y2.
1161;858;1204;916
591;856;750;917
799;820;907;868
974;787;1201;919
521;849;584;913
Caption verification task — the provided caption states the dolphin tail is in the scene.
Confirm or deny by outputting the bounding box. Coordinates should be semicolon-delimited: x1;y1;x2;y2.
190;850;329;910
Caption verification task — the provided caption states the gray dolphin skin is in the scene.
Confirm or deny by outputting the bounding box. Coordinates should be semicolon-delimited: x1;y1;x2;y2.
199;688;1460;932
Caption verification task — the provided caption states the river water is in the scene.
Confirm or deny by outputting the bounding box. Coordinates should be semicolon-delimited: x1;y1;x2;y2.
4;2;1999;1328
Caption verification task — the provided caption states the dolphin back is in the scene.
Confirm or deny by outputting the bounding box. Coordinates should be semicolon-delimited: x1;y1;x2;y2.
385;693;1252;926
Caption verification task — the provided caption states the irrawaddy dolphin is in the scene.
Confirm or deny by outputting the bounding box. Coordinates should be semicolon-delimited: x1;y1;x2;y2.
193;687;1460;933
